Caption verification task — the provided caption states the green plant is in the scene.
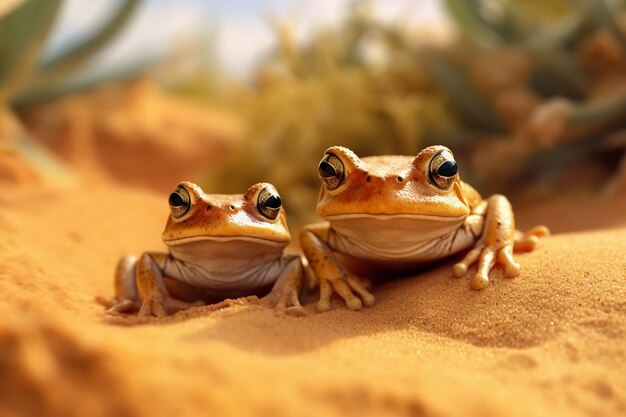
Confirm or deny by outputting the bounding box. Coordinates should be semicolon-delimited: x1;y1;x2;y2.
0;0;140;181
203;3;457;227
437;0;626;189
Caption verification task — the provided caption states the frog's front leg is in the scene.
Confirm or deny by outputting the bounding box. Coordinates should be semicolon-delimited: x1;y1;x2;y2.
134;252;207;317
99;253;202;316
97;255;141;313
300;223;375;312
453;195;549;289
261;254;305;316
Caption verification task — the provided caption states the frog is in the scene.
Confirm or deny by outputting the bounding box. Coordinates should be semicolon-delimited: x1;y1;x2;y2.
99;181;304;317
300;145;550;312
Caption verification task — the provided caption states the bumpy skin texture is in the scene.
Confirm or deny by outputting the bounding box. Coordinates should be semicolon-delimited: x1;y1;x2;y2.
99;182;304;317
300;146;549;312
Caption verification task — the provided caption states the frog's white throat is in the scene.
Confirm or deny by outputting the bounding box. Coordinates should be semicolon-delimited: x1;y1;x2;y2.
164;235;287;247
325;213;478;265
162;237;288;293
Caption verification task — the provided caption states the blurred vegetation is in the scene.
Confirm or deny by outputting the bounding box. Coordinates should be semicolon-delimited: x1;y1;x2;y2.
3;0;625;219
185;0;626;227
440;0;626;189
202;2;460;226
0;0;140;181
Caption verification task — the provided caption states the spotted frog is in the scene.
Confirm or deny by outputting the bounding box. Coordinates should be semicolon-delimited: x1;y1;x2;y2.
300;146;549;312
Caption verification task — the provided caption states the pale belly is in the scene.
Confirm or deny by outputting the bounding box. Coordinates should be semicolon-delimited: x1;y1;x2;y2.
326;213;482;267
162;237;287;297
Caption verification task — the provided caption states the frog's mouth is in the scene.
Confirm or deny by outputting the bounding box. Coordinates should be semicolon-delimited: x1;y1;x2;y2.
324;212;467;242
163;235;289;246
324;213;466;221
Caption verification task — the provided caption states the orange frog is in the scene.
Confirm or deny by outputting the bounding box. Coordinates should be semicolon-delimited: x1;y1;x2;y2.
300;146;549;312
100;182;303;317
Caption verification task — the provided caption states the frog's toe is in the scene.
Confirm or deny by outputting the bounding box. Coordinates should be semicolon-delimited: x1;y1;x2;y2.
504;260;521;277
97;296;139;314
285;305;307;317
316;298;332;312
138;298;167;318
515;235;539;252
361;293;376;308
95;295;114;308
498;245;521;277
470;247;496;290
266;289;304;315
316;275;374;312
344;297;363;311
453;246;482;277
347;275;375;307
332;278;364;310
470;273;490;289
453;263;468;277
166;298;205;314
514;226;550;252
316;279;334;312
107;299;139;314
468;244;521;289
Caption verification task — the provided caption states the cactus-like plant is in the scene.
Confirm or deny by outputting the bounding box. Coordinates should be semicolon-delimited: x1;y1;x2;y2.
438;0;626;190
0;0;140;181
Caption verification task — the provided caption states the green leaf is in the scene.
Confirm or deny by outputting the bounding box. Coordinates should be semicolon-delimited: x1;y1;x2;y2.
0;0;62;102
14;55;156;107
29;0;141;91
442;0;521;42
424;51;505;133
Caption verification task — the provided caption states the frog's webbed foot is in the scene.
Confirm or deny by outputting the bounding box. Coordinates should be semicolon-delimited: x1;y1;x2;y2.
97;255;141;315
301;225;376;312
262;289;306;317
96;296;140;314
453;195;550;290
137;293;168;317
138;294;205;317
453;243;520;289
317;273;375;312
261;255;306;316
134;252;198;318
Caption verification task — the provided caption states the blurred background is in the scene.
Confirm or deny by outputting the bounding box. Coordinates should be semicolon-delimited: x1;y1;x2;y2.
1;0;625;229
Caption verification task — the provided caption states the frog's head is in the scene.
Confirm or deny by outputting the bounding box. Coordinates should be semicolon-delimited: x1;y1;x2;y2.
162;181;290;246
315;146;471;219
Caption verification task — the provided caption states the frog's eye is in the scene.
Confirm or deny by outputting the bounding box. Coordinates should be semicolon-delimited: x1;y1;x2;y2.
318;153;345;190
169;186;191;219
428;150;458;190
257;185;282;220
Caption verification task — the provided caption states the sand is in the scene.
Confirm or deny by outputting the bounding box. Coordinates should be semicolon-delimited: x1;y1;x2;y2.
1;182;624;417
1;109;626;416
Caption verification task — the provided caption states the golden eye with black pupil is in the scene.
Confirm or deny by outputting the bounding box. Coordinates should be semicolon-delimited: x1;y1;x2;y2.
257;185;282;220
318;153;345;190
169;186;191;218
428;150;458;190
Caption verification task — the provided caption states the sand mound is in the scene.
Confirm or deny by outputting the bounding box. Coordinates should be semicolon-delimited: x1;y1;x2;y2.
19;79;241;192
0;307;138;417
1;179;625;417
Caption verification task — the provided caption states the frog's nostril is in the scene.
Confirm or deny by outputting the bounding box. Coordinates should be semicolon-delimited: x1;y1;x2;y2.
205;205;212;211
396;176;404;182
366;175;371;182
229;205;235;210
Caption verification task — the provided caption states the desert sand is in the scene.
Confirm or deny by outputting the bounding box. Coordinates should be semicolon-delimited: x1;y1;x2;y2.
1;117;626;417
